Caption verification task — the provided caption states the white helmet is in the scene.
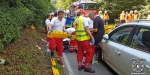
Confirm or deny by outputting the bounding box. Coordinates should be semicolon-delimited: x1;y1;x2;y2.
130;10;133;13
99;11;102;13
130;10;133;12
134;10;137;12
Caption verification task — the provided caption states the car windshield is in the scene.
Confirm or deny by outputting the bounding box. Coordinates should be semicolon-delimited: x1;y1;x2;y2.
81;3;97;10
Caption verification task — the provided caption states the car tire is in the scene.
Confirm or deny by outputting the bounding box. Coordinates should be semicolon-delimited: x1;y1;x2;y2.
95;45;103;62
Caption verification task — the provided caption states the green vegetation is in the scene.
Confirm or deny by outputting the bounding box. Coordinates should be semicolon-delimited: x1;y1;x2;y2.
0;0;55;51
1;0;150;74
54;0;150;23
95;0;150;23
53;0;77;10
53;52;65;75
0;27;52;75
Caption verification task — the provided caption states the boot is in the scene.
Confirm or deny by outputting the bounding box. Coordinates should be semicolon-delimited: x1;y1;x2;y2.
78;62;84;71
84;63;95;73
51;52;54;57
57;57;63;65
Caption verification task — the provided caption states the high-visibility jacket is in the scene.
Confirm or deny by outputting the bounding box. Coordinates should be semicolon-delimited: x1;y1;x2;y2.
147;15;150;20
104;13;109;20
120;13;125;20
73;16;90;41
127;14;134;22
134;14;139;20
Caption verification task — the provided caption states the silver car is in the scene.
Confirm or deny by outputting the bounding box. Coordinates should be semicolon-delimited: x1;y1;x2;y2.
101;23;150;75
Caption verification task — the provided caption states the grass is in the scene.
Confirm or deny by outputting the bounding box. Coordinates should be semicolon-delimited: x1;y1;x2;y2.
0;26;66;75
51;51;65;75
0;26;52;75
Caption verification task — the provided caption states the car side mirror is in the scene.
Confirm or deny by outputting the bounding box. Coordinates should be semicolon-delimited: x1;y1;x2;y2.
103;34;109;40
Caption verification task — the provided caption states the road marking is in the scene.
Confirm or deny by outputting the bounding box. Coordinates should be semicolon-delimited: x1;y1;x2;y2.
63;54;75;75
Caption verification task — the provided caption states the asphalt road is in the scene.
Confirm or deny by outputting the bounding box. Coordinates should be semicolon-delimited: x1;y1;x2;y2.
63;52;118;75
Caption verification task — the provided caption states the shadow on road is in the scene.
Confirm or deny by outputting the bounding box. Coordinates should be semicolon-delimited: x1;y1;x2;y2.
100;60;119;75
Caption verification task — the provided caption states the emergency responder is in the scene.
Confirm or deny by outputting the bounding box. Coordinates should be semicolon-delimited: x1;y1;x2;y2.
65;13;75;27
48;10;66;65
50;12;55;21
45;15;51;33
54;11;58;17
98;11;103;20
147;10;150;20
134;10;139;20
49;10;52;16
89;12;104;62
120;11;126;23
65;27;77;52
125;11;128;23
74;12;95;73
87;17;93;30
127;10;134;22
104;11;109;25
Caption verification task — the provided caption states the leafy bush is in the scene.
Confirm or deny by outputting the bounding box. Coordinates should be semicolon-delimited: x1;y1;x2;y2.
0;0;55;51
97;0;147;23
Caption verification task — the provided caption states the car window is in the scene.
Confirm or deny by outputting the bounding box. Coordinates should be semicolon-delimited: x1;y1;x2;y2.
130;28;150;52
110;26;134;45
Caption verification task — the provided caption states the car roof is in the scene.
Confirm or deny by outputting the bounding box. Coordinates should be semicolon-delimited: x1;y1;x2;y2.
130;19;150;23
121;22;150;27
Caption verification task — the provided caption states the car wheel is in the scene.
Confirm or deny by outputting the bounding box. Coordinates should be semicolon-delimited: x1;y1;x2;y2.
95;45;103;62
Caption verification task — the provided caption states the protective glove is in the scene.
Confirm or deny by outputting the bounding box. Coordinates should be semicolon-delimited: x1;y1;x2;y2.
91;39;95;45
64;30;68;33
49;28;53;32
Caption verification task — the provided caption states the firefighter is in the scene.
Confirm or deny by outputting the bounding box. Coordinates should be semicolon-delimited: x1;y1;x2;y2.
120;11;126;23
125;11;128;23
73;12;95;73
127;10;134;22
48;10;66;65
104;11;109;25
147;10;150;20
98;11;103;20
134;10;139;20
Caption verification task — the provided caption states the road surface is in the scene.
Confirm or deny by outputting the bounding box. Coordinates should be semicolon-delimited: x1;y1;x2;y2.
63;52;118;75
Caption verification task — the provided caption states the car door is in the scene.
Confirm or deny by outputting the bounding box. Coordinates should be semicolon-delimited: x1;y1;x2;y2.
102;25;135;74
121;26;150;75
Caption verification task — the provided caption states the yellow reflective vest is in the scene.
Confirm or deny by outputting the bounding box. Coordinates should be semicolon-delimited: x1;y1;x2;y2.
120;13;125;20
104;13;109;20
147;15;150;20
127;14;134;22
73;16;90;41
134;14;139;20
